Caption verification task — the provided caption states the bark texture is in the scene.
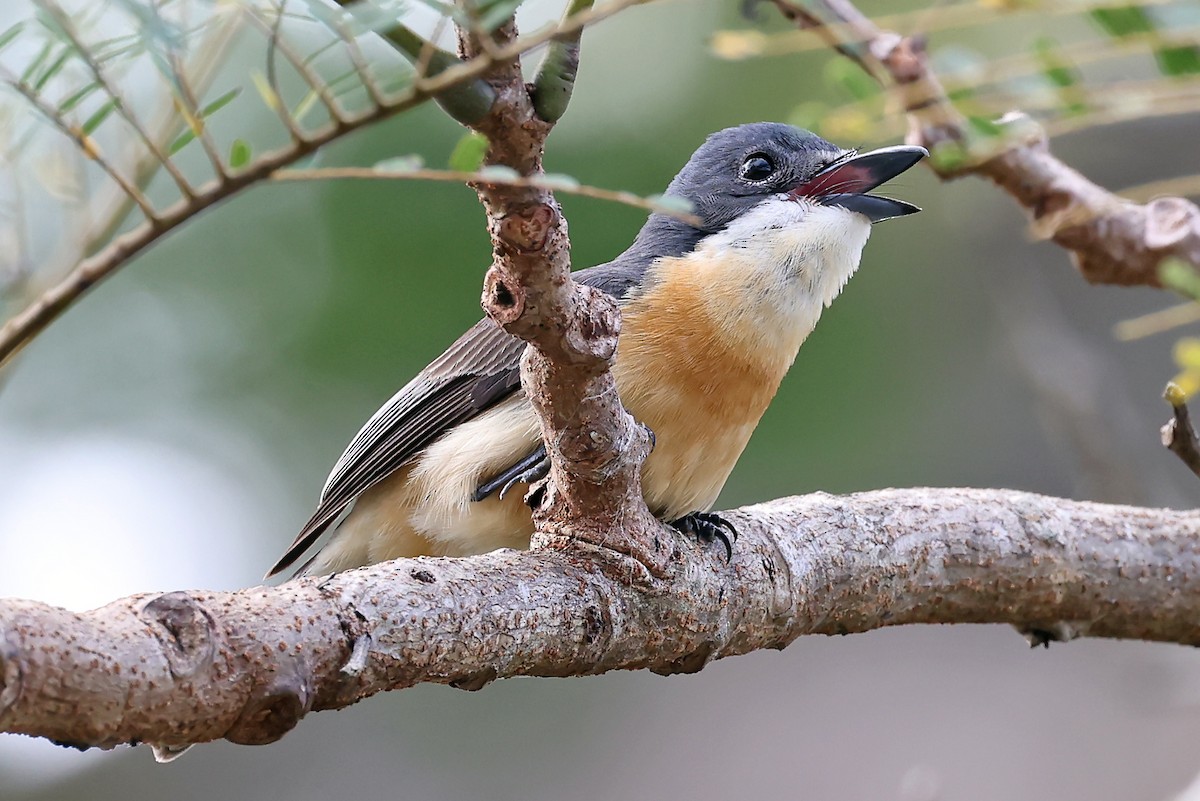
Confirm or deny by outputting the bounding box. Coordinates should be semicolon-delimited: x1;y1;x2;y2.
774;0;1200;287
3;488;1198;753
460;21;661;571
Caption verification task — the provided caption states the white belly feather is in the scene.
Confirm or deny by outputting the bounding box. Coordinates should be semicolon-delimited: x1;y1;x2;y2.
312;200;871;570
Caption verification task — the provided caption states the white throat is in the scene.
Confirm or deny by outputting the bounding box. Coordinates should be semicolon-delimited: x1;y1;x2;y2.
694;197;872;358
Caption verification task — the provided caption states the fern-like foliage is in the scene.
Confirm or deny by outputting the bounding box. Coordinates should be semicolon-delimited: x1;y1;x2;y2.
0;0;653;367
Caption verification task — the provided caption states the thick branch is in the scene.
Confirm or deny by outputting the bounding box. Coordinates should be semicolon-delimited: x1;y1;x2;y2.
459;18;661;571
2;488;1198;753
775;0;1200;287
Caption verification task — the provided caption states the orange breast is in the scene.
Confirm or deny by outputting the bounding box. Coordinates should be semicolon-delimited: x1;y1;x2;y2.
613;253;802;520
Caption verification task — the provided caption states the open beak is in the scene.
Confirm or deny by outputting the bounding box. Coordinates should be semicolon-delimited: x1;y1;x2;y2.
789;145;928;223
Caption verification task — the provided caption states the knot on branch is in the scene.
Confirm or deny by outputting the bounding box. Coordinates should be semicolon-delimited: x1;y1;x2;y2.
1145;197;1200;251
226;676;309;745
139;592;215;678
497;202;556;253
563;284;620;365
482;267;525;324
650;642;716;676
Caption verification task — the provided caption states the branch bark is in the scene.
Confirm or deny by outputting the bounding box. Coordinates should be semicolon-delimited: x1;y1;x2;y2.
457;16;662;572
3;488;1198;753
773;0;1200;288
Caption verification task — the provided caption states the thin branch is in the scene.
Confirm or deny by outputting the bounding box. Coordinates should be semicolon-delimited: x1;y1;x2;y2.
415;15;452;81
150;1;226;178
770;0;1200;288
75;8;240;260
0;0;655;368
721;0;1184;59
40;0;196;200
272;165;701;224
1114;301;1200;341
1121;174;1200;204
1162;382;1200;479
245;1;344;126
2;489;1197;753
326;11;385;109
371;19;496;125
531;0;594;123
0;70;159;222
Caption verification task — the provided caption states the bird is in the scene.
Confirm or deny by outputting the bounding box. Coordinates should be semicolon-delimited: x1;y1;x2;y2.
268;122;926;578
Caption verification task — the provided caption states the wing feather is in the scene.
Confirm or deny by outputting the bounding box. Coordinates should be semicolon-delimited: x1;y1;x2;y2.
267;262;648;578
266;319;525;577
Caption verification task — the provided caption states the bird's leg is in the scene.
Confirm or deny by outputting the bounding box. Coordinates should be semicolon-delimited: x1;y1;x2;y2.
668;511;738;561
473;445;550;502
499;453;550;500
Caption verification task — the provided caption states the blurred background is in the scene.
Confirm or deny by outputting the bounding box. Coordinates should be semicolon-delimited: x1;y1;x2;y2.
2;0;1200;799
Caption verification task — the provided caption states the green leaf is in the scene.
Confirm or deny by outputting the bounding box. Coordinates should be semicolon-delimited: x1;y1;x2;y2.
81;98;118;135
1089;6;1154;38
408;0;469;25
448;132;489;172
228;138;252;169
1156;44;1200;76
1033;37;1077;89
476;165;520;181
645;194;694;215
476;0;524;31
536;172;581;191
167;129;195;155
946;85;976;103
199;87;240;118
1161;258;1200;300
928;140;969;172
33;47;75;92
0;21;25;54
112;0;186;51
20;41;54;85
823;58;878;101
375;155;426;173
57;82;101;113
966;115;1003;137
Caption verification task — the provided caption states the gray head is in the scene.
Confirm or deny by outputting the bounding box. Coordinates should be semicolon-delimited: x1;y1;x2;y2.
619;122;924;265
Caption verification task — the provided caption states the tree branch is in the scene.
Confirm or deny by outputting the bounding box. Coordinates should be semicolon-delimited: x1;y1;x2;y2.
456;15;662;572
1162;382;1200;479
2;488;1197;753
772;0;1200;288
271;165;700;222
0;0;648;369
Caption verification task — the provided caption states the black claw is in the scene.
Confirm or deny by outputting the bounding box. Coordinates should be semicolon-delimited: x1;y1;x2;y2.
474;445;549;502
498;456;550;500
669;511;738;561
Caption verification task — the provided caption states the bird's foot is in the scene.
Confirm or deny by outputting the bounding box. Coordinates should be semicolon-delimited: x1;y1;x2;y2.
669;511;737;561
499;456;550;500
473;445;549;502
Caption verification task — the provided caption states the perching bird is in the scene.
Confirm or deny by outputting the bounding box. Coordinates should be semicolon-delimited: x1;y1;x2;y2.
268;122;925;577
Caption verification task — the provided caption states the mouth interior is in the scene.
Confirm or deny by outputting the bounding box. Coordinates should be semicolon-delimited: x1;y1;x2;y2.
789;146;928;200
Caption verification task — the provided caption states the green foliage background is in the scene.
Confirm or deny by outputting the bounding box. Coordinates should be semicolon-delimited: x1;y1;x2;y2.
2;1;1200;798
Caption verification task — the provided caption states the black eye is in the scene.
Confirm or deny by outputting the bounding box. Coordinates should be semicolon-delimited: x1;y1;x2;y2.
739;153;775;182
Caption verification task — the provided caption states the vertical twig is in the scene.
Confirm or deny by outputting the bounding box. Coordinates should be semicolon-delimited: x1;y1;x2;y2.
245;2;345;126
1162;383;1200;479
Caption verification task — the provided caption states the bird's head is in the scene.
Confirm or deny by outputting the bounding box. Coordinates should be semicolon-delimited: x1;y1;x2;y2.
617;123;928;340
666;122;926;231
